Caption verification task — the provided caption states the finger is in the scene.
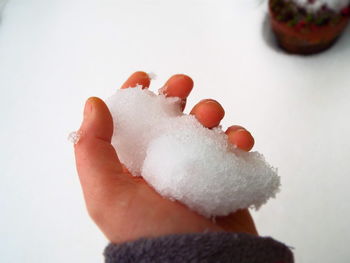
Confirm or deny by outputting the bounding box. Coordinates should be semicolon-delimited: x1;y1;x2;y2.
121;71;151;89
160;74;193;98
190;99;225;128
225;126;255;152
74;97;135;215
159;74;194;111
215;209;258;235
225;125;244;133
216;130;256;233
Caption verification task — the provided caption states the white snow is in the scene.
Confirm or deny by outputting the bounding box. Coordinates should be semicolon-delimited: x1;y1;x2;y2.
294;0;349;12
147;72;157;80
67;131;81;145
106;87;280;217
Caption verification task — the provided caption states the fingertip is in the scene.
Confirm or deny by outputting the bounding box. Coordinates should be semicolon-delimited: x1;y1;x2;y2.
190;99;225;128
83;97;94;118
160;74;194;99
225;125;245;134
226;126;255;152
121;71;151;89
79;96;114;143
86;96;108;113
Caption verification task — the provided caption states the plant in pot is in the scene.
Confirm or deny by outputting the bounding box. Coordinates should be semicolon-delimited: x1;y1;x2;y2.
269;0;350;55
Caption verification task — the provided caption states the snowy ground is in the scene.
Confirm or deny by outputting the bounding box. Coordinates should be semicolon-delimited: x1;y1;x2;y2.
1;0;350;262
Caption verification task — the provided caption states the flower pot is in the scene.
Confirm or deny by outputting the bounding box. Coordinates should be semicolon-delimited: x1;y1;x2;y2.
269;0;350;55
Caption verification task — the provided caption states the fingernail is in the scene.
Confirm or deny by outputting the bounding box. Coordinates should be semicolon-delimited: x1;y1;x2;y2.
84;99;93;119
160;75;193;99
203;99;218;106
198;99;214;104
235;128;247;134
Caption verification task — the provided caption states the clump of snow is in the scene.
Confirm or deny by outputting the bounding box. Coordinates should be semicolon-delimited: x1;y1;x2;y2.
107;88;182;175
106;87;280;217
68;131;81;144
294;0;349;12
147;72;157;80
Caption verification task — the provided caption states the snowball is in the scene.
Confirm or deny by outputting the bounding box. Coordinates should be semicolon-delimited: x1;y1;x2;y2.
106;87;280;217
294;0;349;12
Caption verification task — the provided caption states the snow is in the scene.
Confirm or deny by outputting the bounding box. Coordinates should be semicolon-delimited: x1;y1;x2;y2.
106;87;280;217
67;131;81;144
294;0;349;12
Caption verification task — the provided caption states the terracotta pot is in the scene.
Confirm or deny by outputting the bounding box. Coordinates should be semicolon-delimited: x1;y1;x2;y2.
269;0;350;55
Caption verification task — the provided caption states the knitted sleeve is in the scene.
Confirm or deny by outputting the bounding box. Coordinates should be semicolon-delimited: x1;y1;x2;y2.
104;232;294;263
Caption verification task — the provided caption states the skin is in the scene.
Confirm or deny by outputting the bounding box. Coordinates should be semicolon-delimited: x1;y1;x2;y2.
226;125;255;152
74;71;257;244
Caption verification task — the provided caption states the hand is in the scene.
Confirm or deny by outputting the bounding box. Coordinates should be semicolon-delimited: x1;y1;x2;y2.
74;72;258;244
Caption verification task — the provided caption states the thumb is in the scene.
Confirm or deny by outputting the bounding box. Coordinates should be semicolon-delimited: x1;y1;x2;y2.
74;97;132;215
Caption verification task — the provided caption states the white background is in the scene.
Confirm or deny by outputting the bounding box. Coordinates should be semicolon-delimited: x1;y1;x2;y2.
1;0;350;262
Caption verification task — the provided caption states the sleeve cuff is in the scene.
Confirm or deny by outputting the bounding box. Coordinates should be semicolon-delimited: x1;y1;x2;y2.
104;232;294;263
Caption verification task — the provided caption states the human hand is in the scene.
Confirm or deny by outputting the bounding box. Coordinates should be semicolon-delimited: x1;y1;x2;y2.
74;72;258;244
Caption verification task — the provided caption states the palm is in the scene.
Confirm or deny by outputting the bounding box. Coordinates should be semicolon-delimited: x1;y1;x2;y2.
74;72;257;244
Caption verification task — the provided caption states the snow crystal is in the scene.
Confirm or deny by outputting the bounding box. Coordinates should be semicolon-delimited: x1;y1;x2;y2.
147;72;157;80
106;87;280;217
294;0;349;12
68;131;81;144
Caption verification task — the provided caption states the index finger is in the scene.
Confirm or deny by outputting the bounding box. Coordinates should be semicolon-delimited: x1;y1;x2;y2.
121;71;151;89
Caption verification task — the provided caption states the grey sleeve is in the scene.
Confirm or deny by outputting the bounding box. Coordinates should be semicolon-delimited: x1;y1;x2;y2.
104;232;294;263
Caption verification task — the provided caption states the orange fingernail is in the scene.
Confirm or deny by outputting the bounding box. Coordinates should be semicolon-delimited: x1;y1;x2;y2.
84;98;93;118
